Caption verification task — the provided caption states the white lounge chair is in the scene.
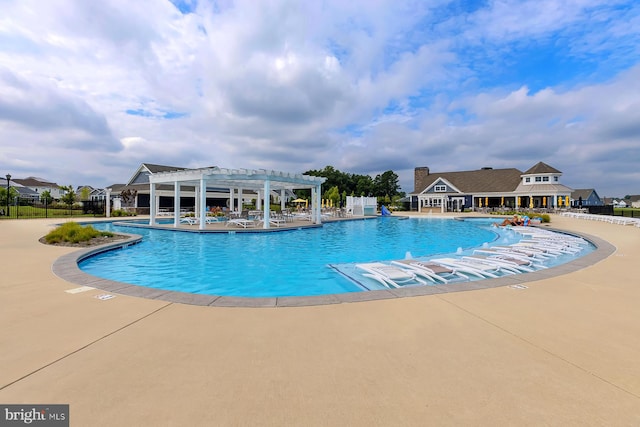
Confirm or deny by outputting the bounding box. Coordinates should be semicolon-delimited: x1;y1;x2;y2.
355;262;427;288
391;259;469;284
429;258;501;278
462;255;531;274
225;218;256;228
179;217;198;225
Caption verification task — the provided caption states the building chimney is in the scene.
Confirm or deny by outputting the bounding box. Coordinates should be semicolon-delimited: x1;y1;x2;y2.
414;167;430;193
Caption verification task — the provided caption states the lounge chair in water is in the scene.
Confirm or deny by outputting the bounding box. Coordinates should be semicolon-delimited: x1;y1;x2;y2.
391;259;469;284
355;262;427;289
429;258;502;279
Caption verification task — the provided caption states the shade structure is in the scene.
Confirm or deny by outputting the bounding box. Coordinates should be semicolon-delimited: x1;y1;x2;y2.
529;198;534;208
565;196;570;206
292;198;306;203
500;196;504;206
478;198;482;208
543;196;546;207
485;197;488;207
518;197;521;207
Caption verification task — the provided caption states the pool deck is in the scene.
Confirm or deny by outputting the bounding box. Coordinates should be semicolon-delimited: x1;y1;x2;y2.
1;214;639;425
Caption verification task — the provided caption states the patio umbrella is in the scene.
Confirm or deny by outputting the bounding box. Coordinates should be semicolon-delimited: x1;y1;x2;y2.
543;196;546;207
292;198;306;203
485;197;488;207
500;196;504;206
517;197;521;207
565;196;570;206
478;198;482;208
529;198;534;209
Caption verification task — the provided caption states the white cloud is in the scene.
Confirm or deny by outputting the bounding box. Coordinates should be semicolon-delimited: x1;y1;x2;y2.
0;0;638;197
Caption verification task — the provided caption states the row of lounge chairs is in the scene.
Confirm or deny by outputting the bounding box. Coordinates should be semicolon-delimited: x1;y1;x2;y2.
561;211;640;226
353;226;590;290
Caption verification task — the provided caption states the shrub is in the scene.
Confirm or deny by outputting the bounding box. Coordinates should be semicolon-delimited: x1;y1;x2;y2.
111;209;136;217
45;222;113;244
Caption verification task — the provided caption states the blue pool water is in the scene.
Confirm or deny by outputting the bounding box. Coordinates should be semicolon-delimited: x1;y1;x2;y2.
81;217;522;297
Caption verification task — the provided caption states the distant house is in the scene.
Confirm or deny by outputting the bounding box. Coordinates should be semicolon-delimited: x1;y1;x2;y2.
11;177;66;199
627;195;640;208
411;162;574;213
9;181;39;200
571;189;603;207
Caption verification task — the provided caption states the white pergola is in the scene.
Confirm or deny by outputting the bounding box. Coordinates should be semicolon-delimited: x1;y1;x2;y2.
147;167;326;230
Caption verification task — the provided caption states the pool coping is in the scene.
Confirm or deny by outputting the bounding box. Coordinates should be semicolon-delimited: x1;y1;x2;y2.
51;222;616;308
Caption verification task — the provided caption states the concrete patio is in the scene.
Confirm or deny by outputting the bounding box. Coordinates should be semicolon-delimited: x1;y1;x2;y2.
0;214;639;426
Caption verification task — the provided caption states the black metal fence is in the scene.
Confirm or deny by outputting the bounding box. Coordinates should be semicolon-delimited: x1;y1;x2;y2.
0;197;106;219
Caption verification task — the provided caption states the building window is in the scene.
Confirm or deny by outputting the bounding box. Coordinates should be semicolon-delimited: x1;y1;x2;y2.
434;185;446;192
554;176;558;182
535;177;542;182
542;176;549;182
525;177;530;183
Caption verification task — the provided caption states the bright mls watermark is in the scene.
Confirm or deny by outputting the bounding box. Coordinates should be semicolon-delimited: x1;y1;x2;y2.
0;405;68;426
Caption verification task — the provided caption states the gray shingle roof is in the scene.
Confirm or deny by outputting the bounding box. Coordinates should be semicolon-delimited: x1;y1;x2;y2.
417;168;523;194
523;162;561;175
143;163;186;173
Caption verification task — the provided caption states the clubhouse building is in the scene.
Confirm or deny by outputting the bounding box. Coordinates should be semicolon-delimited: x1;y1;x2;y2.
411;162;575;213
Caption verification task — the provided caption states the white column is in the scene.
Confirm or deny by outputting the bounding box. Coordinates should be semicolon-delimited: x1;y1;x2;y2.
229;188;234;212
149;183;156;225
199;178;207;230
280;189;285;211
174;182;181;228
194;185;200;218
238;188;243;213
105;188;111;218
262;180;270;229
311;187;316;222
256;191;262;211
314;184;322;224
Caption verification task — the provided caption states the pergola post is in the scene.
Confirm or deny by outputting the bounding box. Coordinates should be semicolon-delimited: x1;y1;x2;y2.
314;184;322;224
238;188;243;213
229;188;234;212
263;180;270;229
149;183;157;225
199;178;207;230
105;188;111;218
174;182;181;228
280;189;285;211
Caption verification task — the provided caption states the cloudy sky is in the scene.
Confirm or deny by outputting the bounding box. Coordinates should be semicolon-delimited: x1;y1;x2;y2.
1;0;639;196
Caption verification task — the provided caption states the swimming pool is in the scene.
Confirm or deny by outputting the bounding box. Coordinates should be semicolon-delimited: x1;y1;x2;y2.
81;217;520;297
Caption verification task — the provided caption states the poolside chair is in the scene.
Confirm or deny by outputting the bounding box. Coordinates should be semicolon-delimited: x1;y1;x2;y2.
391;259;469;284
179;217;198;225
461;255;532;273
355;262;427;289
429;258;501;279
226;218;256;228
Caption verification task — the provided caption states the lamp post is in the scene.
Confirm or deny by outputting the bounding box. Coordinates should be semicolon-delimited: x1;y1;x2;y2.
5;174;11;217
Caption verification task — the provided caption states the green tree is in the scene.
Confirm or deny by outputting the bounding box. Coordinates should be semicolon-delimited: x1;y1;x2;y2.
325;186;340;207
355;175;374;196
60;185;77;211
373;170;402;199
80;187;91;201
40;190;53;205
0;186;19;207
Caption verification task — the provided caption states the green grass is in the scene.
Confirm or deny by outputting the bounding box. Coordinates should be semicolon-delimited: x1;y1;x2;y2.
44;222;114;244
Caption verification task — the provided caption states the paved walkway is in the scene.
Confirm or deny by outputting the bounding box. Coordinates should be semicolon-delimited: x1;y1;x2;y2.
0;215;639;426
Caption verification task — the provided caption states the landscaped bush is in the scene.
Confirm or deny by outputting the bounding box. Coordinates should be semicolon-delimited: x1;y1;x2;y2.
45;222;113;244
111;209;136;217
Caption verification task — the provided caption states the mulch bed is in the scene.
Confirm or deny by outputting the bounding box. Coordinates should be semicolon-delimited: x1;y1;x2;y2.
39;234;130;248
